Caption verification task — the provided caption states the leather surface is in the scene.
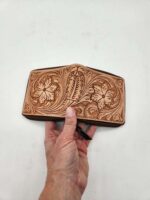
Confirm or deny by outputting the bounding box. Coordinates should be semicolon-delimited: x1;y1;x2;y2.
22;64;125;126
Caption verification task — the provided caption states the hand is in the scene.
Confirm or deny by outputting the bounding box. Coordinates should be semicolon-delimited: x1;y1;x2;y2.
39;107;97;200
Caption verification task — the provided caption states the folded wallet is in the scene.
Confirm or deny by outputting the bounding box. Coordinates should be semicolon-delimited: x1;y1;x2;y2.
22;64;125;126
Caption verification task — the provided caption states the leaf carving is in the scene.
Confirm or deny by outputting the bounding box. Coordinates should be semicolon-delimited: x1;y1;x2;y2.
66;67;85;101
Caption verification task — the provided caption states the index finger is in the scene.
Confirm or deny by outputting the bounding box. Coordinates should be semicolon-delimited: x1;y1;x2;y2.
45;121;57;141
86;125;97;146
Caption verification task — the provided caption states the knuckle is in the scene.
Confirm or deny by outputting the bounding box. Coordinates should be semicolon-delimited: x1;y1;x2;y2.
65;117;76;126
63;124;76;132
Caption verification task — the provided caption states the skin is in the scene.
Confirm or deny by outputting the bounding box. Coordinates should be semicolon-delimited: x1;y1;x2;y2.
39;107;97;200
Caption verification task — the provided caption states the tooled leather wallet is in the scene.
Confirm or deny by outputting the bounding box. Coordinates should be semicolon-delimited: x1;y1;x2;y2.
22;64;125;126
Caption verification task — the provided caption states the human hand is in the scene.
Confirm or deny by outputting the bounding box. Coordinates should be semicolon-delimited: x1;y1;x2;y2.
39;107;97;200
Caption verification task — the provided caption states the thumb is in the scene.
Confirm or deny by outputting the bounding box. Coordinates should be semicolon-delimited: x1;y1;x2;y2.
61;107;77;140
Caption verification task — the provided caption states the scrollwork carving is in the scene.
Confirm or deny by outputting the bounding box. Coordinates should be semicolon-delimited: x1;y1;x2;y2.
22;64;125;125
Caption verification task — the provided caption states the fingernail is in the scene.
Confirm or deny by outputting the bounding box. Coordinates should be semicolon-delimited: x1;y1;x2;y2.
66;107;75;117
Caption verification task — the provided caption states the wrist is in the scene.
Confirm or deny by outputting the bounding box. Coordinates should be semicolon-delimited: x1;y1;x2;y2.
40;171;82;200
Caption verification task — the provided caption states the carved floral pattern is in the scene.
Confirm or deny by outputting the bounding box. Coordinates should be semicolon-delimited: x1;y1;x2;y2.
91;83;114;110
32;77;58;104
23;64;125;124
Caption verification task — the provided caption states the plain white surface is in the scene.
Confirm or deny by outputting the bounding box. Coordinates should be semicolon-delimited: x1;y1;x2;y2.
0;0;150;199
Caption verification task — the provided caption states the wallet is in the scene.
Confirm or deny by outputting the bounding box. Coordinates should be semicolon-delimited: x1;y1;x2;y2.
22;64;125;126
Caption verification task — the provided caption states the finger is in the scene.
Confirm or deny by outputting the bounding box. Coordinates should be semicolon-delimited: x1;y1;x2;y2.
78;122;87;130
86;125;97;146
58;121;65;132
61;107;77;140
45;121;57;143
77;123;96;140
76;140;88;157
87;125;97;138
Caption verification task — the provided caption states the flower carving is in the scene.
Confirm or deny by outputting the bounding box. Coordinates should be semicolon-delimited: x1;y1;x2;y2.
33;77;58;104
91;83;114;110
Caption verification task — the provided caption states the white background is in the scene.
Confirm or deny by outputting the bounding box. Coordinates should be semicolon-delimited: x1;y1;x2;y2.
0;0;150;200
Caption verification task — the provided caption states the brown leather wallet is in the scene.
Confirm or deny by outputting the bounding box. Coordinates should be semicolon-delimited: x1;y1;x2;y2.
22;64;125;126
